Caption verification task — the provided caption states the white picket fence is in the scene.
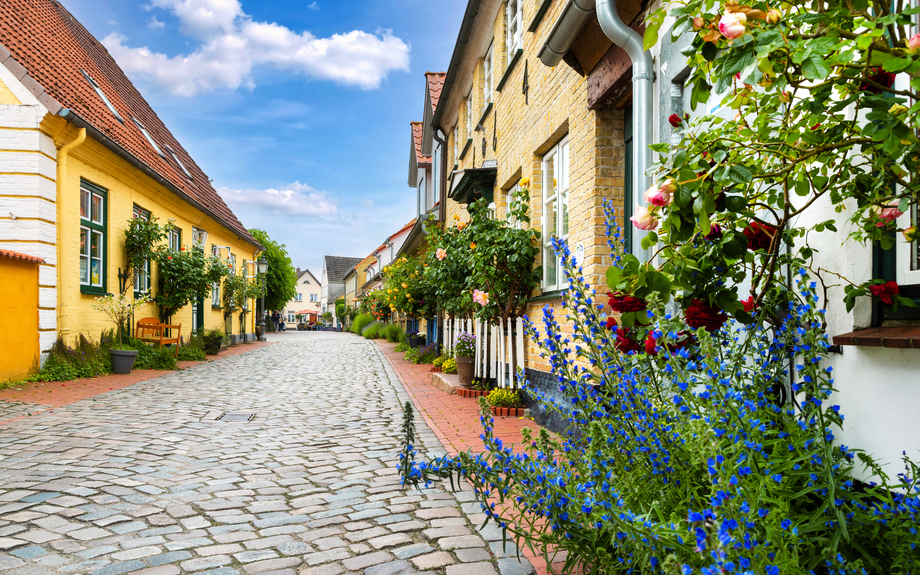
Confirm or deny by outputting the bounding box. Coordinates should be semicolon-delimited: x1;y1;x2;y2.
444;317;525;389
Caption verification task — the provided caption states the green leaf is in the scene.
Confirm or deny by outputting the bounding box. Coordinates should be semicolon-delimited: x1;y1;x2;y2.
724;195;747;212
729;165;753;184
734;310;754;324
883;57;912;72
801;56;832;81
675;186;693;208
722;48;754;77
702;42;718;62
643;20;662;50
645;271;672;296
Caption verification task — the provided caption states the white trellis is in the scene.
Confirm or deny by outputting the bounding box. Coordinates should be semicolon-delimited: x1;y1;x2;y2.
444;317;524;388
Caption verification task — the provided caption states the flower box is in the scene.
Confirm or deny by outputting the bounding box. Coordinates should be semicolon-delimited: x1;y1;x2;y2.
458;388;488;398
490;406;525;417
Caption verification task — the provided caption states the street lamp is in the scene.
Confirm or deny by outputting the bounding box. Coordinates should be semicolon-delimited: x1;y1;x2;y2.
257;256;269;341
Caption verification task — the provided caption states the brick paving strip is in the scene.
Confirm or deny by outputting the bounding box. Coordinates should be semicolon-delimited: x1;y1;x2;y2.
0;332;536;575
371;340;566;575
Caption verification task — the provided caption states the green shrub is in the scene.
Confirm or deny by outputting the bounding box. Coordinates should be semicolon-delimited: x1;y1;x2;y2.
177;345;206;361
129;341;177;371
379;323;405;343
352;314;375;335
362;322;380;339
395;342;410;352
485;388;523;408
442;357;456;374
418;344;437;364
15;333;113;385
403;347;420;363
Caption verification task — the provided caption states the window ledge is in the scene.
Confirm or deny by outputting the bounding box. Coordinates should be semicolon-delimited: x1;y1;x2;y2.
212;305;223;309
81;286;107;296
529;289;565;303
833;326;920;349
477;103;493;128
459;138;473;161
528;0;553;33
497;49;524;92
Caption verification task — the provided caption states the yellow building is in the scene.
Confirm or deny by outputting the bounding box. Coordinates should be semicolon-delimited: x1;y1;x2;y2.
0;0;263;361
343;254;377;312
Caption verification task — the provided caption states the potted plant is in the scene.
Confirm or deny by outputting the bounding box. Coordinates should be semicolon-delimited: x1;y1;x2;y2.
454;331;476;386
92;293;150;374
486;387;525;417
201;328;224;355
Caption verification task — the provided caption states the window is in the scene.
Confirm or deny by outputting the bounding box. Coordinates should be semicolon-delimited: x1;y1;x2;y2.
483;43;494;107
80;180;107;294
211;245;221;306
168;226;181;251
132;117;163;156
507;0;523;56
433;142;440;204
166;146;193;180
81;71;123;123
296;293;303;302
453;127;459;165
310;293;318;302
132;205;151;295
466;92;473;141
193;227;208;250
506;181;523;229
542;137;569;291
418;175;426;216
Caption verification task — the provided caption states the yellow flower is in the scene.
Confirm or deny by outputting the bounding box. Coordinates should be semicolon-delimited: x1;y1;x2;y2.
519;176;530;188
453;214;460;220
470;242;476;249
402;283;408;289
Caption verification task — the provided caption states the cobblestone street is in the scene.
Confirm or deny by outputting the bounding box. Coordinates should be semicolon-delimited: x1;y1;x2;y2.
0;333;534;575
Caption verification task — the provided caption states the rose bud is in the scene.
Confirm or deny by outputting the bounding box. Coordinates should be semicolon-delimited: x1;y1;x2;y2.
692;16;705;30
766;9;782;24
719;12;747;39
875;204;904;227
779;91;791;103
889;103;908;115
909;33;920;51
668;113;683;128
630;206;659;231
903;226;918;243
644;186;671;207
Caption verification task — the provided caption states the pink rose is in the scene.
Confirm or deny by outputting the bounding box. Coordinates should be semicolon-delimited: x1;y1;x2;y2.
436;248;447;261
909;33;920;51
718;12;746;39
692;17;705;31
875;204;904;227
903;226;918;243
643;184;672;207
473;289;489;306
630;206;658;231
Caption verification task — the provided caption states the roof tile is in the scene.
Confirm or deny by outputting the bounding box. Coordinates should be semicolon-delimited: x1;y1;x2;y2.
411;121;430;165
425;72;446;115
0;249;45;264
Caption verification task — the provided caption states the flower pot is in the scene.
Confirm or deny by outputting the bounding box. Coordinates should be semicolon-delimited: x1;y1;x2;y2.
457;387;488;398
110;348;139;374
456;355;474;386
490;405;525;417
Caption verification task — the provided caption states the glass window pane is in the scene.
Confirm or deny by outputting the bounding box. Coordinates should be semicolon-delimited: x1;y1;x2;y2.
562;192;569;237
91;230;101;258
92;194;102;223
91;259;101;286
80;255;89;284
80;189;89;219
80;228;89;257
545;197;556;240
545;246;557;287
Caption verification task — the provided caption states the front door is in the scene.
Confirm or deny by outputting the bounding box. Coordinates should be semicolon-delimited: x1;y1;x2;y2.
193;295;205;332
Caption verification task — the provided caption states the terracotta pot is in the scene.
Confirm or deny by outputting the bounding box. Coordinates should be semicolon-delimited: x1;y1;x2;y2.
456;355;474;385
490;405;525;417
457;388;488;399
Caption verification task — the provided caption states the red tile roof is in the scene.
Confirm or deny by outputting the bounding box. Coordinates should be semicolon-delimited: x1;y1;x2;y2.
0;0;259;249
373;218;418;255
0;249;45;264
411;122;431;166
425;72;446;115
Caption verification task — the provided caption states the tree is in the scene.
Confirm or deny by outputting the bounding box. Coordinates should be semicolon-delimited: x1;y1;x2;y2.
123;216;166;295
248;229;298;312
424;218;476;320
154;247;228;321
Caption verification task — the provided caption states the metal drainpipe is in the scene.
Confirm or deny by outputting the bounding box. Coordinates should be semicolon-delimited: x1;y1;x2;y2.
56;127;87;343
433;129;448;352
596;0;654;259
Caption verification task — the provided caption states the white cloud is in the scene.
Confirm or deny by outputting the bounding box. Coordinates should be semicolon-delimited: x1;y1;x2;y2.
147;17;165;30
308;2;319;9
218;181;339;218
102;0;410;96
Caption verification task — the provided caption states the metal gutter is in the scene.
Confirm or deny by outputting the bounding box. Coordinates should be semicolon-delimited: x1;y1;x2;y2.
538;0;597;67
57;108;264;252
431;0;483;133
596;0;653;258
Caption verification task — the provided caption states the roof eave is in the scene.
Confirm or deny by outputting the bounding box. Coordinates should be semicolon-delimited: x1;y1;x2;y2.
431;0;484;133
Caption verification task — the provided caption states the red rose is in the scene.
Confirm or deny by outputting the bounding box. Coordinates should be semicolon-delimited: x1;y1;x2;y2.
706;224;723;241
668;113;683;128
860;68;896;94
742;222;777;252
684;299;729;331
741;296;755;313
609;293;648;313
868;281;899;305
614;332;641;354
606;316;617;330
644;333;659;355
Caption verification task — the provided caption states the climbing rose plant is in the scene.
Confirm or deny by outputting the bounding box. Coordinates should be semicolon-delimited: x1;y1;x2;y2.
630;0;920;324
399;215;920;574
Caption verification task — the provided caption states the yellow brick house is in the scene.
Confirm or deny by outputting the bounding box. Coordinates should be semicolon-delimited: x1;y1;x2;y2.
0;0;263;364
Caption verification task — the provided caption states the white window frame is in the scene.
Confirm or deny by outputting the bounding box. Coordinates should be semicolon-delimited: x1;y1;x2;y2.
507;0;523;56
193;227;208;249
132;117;163;156
211;245;221;306
466;91;473;141
418;174;426;216
167;226;181;251
542;137;570;292
81;70;123;123
483;43;493;107
506;181;523;229
166;146;193;180
452;127;458;165
132;205;151;294
433;141;440;204
310;293;318;303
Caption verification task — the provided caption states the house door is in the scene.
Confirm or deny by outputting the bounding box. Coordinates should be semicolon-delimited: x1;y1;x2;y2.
193;295;204;332
427;317;437;345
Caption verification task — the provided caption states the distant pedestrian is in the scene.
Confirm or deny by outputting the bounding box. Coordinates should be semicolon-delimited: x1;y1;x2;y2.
272;310;280;331
280;317;286;331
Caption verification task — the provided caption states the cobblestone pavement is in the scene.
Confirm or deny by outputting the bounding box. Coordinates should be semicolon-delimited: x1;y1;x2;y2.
0;333;534;575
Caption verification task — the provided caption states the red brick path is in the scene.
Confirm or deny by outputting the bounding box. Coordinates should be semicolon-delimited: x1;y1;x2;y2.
374;339;567;575
0;341;273;412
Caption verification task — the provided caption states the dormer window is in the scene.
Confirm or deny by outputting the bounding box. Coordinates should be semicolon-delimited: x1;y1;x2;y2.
166;146;193;180
132;117;163;156
81;70;123;123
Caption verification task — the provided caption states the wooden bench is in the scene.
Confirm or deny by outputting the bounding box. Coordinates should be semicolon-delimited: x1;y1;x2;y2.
135;317;182;358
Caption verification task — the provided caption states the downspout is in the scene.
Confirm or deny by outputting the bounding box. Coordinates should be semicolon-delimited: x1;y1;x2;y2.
56;127;87;343
433;129;448;352
596;0;654;259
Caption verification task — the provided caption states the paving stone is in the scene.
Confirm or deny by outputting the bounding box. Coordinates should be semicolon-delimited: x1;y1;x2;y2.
126;566;180;575
445;563;499;575
363;560;413;575
242;535;292;550
10;547;46;560
111;547;162;561
69;527;111;541
302;549;351;566
180;555;233;571
276;542;311;556
0;555;25;570
111;522;148;535
145;551;193;566
386;521;424;533
241;558;300;574
391;543;433;560
439;535;486;550
496;558;535;575
454;548;492;563
341;551;392;571
297;565;343;575
194;569;239;575
77;546;120;559
412;551;454;570
196;544;244;557
233;550;278;563
91;560;148;575
415;508;461;520
34;555;70;568
367;534;412;550
0;540;27;551
16;531;60;544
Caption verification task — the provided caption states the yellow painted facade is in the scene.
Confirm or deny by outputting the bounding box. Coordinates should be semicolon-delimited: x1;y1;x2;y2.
345;256;376;310
439;0;627;372
0;257;40;382
43;117;260;345
0;77;21;105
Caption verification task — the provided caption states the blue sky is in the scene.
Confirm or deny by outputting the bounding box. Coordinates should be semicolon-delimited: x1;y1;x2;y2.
62;0;465;277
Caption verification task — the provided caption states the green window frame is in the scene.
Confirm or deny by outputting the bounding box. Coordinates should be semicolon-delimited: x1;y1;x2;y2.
168;226;182;251
80;179;108;295
132;205;152;296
